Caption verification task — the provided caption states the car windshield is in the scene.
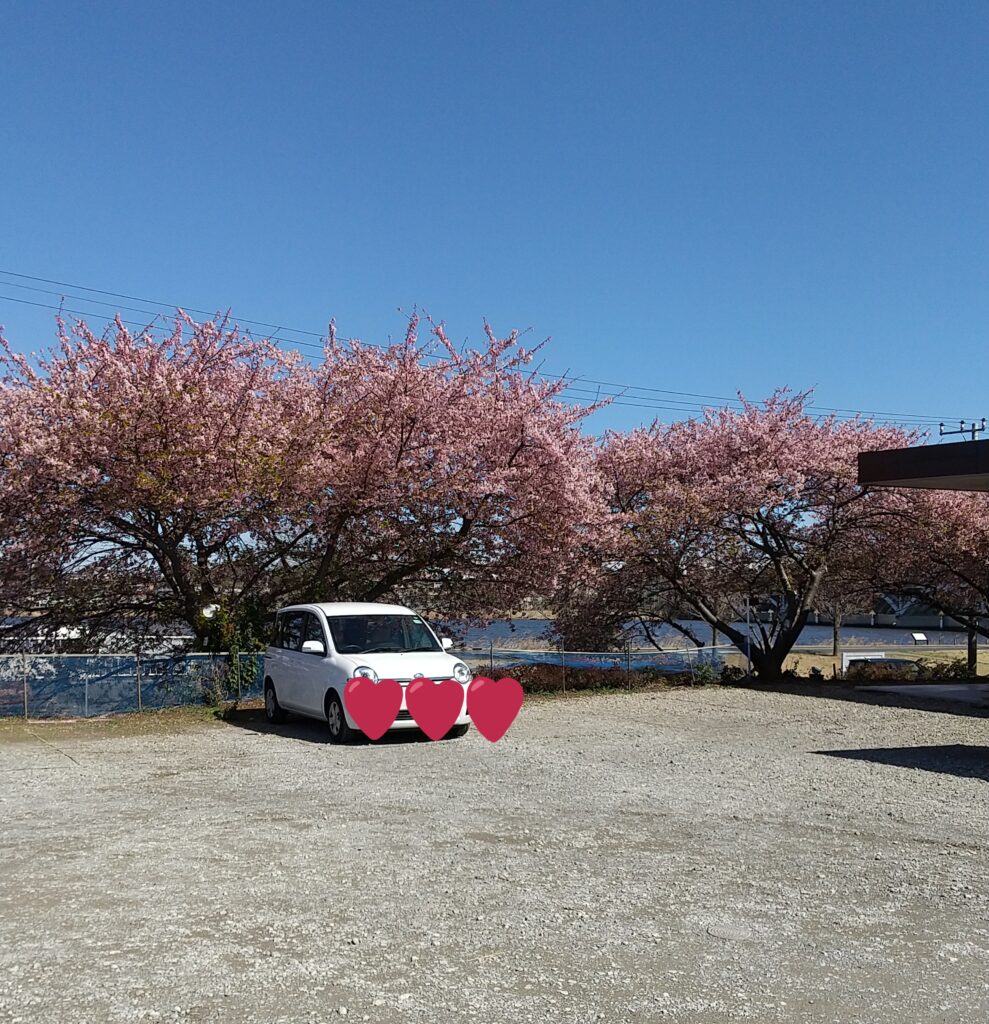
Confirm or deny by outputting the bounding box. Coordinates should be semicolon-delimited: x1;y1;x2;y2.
325;614;441;655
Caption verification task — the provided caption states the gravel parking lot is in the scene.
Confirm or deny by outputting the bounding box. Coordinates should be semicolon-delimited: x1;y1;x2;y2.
1;687;988;1024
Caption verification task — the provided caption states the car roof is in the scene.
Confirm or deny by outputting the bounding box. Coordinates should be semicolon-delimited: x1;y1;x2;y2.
277;601;416;617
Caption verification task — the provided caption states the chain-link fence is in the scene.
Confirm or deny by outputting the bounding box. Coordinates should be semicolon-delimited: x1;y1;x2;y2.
460;643;732;692
0;644;733;719
461;643;728;671
0;652;264;719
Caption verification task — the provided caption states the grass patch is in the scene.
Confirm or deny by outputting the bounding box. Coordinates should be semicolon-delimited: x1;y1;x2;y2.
0;702;244;744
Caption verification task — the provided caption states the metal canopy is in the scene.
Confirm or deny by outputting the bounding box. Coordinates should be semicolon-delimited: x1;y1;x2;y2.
857;438;989;492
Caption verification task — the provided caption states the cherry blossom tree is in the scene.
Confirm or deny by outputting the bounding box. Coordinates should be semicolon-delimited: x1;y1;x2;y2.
581;392;909;678
0;311;601;647
870;487;989;650
255;313;603;620
0;313;317;646
812;552;877;660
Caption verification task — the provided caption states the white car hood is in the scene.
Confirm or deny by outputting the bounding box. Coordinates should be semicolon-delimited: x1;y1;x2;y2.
340;650;466;682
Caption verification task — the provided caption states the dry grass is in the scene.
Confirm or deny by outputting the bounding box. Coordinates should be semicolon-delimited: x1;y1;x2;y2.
778;646;989;678
0;702;233;743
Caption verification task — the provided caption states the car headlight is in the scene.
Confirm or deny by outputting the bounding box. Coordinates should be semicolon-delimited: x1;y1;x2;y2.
353;665;378;683
452;661;472;684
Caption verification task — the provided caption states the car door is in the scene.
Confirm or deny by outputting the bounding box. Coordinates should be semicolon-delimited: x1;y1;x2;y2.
296;611;331;716
276;610;307;711
265;612;288;697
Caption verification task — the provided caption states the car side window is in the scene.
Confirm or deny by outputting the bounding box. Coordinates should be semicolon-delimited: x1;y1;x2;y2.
304;613;326;650
280;612;305;651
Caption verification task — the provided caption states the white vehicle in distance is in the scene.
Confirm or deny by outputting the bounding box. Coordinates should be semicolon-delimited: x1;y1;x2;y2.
262;602;473;742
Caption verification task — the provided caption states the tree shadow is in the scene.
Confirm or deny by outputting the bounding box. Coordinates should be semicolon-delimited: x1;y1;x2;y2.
215;705;433;745
815;743;989;781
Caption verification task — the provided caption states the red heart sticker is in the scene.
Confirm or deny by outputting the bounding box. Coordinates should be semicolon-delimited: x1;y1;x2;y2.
343;677;402;740
466;676;523;742
405;678;465;741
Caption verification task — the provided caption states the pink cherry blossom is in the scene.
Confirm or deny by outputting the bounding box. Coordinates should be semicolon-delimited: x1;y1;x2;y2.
0;311;601;646
566;391;913;678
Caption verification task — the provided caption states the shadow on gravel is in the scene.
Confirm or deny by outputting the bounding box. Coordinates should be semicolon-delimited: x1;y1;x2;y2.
745;681;989;720
815;743;989;781
217;706;433;746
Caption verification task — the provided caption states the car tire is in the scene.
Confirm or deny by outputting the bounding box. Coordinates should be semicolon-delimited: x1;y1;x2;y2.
442;723;470;740
325;690;360;744
264;681;286;724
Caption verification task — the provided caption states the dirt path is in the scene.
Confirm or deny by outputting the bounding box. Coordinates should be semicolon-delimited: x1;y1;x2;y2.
1;688;987;1023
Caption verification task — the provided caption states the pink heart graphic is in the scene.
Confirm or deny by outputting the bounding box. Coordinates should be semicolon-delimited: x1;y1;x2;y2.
405;678;465;741
343;677;402;740
466;676;523;742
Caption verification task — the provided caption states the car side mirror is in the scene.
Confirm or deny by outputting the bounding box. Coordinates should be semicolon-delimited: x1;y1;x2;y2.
301;640;325;656
440;637;453;650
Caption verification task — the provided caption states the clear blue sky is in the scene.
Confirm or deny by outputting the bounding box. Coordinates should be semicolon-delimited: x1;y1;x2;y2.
2;1;987;434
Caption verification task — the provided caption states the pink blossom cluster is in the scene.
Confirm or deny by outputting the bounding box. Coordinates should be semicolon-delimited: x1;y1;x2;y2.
1;311;982;675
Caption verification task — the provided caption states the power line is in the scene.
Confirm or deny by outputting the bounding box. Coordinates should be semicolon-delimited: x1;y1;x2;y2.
0;268;955;426
0;284;765;416
0;290;938;427
0;267;955;422
553;381;939;424
0;283;328;354
0;267;326;340
0;289;944;427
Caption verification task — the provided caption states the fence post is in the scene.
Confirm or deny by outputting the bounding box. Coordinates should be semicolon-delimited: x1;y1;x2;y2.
626;641;631;691
22;652;28;720
561;645;566;694
236;653;242;702
84;676;89;717
136;650;143;712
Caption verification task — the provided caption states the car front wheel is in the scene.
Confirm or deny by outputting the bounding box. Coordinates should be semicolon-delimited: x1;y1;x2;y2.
325;691;360;744
264;682;286;724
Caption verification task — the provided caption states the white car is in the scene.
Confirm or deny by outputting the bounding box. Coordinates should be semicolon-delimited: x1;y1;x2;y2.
262;602;473;742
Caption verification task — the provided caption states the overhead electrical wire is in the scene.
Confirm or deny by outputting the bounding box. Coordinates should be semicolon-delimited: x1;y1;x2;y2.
0;286;945;428
0;269;955;428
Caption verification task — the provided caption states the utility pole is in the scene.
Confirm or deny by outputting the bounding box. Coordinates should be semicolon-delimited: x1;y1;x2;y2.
939;418;987;441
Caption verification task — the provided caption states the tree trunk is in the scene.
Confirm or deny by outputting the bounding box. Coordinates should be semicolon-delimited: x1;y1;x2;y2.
750;646;787;682
689;597;811;683
832;614;841;660
968;622;978;676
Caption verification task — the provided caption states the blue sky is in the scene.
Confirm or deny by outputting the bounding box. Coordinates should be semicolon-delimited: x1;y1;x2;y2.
2;0;987;435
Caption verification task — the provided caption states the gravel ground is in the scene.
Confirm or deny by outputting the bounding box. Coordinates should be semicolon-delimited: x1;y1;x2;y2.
1;687;988;1024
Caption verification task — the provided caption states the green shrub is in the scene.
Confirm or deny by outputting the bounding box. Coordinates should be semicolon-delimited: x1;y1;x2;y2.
504;663;688;693
720;665;748;685
690;662;720;686
845;659;919;682
916;656;973;680
914;658;935;680
663;671;700;687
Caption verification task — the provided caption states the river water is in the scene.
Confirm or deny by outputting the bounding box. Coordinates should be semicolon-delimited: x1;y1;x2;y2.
449;618;969;651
